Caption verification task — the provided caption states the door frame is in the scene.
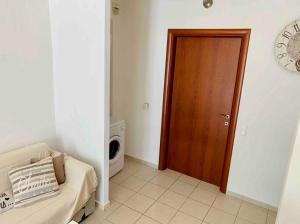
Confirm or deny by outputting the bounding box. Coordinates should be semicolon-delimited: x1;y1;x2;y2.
158;29;251;193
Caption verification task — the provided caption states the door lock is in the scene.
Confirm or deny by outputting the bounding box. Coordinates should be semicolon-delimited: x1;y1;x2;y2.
219;113;231;120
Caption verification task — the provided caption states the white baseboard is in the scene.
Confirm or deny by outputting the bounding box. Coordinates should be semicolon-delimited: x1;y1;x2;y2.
125;154;158;169
95;200;111;210
227;191;278;212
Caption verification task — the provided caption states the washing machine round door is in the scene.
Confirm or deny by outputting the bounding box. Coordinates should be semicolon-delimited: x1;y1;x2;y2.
109;135;122;164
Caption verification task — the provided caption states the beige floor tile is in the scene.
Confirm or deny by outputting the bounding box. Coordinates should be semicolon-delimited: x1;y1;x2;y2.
103;200;122;218
87;220;112;224
107;205;142;224
170;212;203;224
212;195;242;215
110;185;136;203
197;182;220;193
189;188;218;206
150;174;177;188
136;216;161;224
124;193;155;213
81;209;105;223
134;167;158;181
170;180;196;196
158;190;186;209
120;176;147;191
267;210;276;224
123;159;145;174
158;169;181;178
145;202;177;224
234;218;254;224
138;183;166;200
110;170;132;184
180;199;210;220
178;175;200;186
101;221;113;224
105;160;276;224
109;181;118;191
107;161;274;224
238;202;268;224
82;200;121;223
204;208;236;224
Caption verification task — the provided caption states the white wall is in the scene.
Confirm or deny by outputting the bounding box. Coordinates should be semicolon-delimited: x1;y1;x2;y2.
112;0;300;207
276;120;300;224
49;0;110;206
0;0;56;152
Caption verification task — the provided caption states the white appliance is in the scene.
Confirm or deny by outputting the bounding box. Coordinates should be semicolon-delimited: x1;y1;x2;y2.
109;120;125;177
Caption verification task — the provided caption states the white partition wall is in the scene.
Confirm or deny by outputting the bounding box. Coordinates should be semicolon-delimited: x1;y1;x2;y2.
49;0;111;207
276;120;300;224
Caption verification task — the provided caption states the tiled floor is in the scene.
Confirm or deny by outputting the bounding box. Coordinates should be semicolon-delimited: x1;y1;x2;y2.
82;158;277;224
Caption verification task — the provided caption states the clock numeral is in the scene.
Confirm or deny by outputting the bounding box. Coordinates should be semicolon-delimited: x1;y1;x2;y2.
277;53;287;59
276;43;287;48
284;60;294;67
282;31;292;39
294;24;300;32
283;59;294;68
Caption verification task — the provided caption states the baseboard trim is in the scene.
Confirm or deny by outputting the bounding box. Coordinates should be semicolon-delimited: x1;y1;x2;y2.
227;191;278;212
95;200;111;210
125;154;158;169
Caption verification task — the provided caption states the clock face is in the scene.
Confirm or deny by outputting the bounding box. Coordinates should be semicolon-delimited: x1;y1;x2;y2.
275;20;300;73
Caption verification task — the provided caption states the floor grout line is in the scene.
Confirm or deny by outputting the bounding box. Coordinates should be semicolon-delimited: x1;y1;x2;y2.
105;160;274;224
108;162;172;223
110;165;214;223
233;196;243;224
169;180;200;223
143;167;182;224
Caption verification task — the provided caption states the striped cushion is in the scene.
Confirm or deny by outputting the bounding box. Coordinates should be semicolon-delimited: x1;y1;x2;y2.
8;157;59;207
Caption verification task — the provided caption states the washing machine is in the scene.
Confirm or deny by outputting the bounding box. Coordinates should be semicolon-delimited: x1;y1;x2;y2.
109;120;125;177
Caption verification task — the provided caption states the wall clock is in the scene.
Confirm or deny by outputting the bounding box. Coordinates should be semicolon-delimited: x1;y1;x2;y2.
275;19;300;73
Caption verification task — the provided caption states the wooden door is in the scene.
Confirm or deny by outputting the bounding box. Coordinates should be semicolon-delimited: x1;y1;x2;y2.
159;30;250;191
